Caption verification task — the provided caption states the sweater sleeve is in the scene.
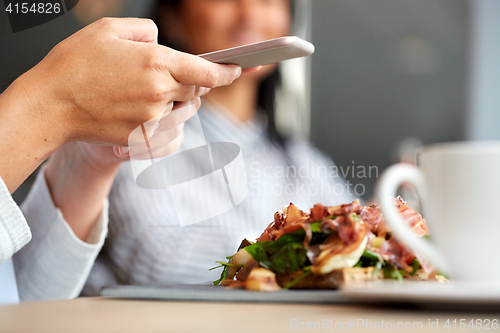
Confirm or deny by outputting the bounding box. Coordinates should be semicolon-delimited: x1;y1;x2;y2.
0;176;31;265
13;167;109;301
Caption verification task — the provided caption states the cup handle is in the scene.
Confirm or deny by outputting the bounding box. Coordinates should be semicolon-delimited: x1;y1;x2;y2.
375;163;451;275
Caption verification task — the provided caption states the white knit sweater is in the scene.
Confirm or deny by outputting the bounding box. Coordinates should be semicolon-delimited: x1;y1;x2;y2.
0;176;31;265
0;168;108;302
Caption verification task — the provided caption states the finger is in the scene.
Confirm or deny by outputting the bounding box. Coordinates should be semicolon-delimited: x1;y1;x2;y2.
154;123;184;143
242;66;262;75
101;17;158;43
158;98;200;121
120;117;186;160
149;126;185;157
126;97;195;148
159;100;199;128
139;99;177;142
128;131;185;160
113;146;130;159
192;97;202;110
198;87;211;97
167;84;210;103
162;49;242;88
169;98;201;114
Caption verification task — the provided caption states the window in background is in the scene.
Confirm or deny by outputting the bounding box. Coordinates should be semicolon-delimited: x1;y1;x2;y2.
310;0;467;199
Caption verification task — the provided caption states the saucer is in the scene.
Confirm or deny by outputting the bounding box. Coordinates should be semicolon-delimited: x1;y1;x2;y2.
341;280;500;310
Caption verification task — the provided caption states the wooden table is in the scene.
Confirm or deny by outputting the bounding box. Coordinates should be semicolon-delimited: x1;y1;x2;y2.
0;297;498;332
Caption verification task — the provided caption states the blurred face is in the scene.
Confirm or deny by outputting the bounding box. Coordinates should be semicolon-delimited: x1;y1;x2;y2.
173;0;291;55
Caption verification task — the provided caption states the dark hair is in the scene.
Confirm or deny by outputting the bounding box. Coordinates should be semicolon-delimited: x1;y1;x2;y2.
152;0;294;151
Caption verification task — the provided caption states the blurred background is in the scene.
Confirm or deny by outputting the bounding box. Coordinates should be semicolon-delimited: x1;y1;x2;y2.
1;0;499;202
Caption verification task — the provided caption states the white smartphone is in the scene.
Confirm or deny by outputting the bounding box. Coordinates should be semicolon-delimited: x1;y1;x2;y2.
198;36;315;69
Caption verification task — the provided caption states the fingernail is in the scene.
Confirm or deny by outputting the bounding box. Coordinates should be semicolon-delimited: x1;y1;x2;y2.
235;67;242;78
117;147;129;155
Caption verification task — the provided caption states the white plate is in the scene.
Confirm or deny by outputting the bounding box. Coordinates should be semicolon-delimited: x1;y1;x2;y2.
101;284;352;304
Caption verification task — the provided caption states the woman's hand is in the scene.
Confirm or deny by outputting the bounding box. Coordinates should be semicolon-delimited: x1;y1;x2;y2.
44;98;201;241
0;17;242;192
29;17;241;147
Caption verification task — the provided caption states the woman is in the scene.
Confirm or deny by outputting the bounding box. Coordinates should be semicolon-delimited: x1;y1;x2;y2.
83;0;354;292
1;17;243;302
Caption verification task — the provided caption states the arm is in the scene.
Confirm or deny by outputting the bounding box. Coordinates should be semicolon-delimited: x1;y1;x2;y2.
0;175;31;265
12;100;203;300
43;143;120;241
13;166;110;301
0;70;68;193
13;99;204;301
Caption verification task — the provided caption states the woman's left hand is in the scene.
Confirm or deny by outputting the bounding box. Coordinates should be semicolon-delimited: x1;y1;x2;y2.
44;99;200;241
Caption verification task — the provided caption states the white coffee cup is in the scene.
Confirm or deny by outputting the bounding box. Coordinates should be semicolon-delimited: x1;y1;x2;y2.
376;141;500;282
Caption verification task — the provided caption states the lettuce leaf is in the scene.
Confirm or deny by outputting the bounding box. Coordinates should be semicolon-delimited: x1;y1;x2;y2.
244;231;307;274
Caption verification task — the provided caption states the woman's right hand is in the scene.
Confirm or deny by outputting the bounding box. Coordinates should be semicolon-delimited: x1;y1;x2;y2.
22;17;242;147
0;17;241;192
